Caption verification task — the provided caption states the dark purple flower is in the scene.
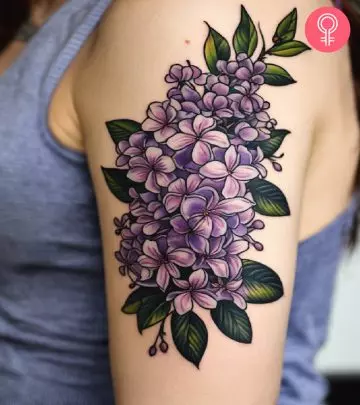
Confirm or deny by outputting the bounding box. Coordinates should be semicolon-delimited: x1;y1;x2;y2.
163;174;202;213
200;145;259;198
198;91;233;118
165;63;202;85
180;186;254;239
233;122;258;143
166;270;217;315
167;115;230;165
142;100;180;142
194;236;230;278
138;239;196;291
248;111;277;141
128;147;176;193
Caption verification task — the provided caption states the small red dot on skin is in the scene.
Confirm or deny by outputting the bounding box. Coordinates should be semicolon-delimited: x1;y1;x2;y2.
185;39;191;45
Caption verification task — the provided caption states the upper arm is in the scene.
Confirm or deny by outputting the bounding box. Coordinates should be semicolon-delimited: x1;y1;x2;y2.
78;1;316;403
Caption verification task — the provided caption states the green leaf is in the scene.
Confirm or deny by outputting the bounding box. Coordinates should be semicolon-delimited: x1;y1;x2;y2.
263;64;296;86
137;292;170;333
122;287;159;314
106;119;142;144
171;311;208;368
247;178;290;217
233;5;258;57
242;260;284;304
273;8;297;43
253;129;290;158
101;167;146;204
268;40;311;57
211;301;252;344
204;23;231;74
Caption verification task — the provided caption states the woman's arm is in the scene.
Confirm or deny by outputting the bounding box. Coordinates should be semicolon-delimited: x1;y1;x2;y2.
78;1;316;403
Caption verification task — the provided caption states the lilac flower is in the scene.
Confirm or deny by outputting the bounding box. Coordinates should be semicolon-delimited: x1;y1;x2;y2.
216;53;266;87
163;174;202;213
138;239;196;291
128;147;176;193
248;111;277;141
212;276;247;310
233;122;258;143
180;186;254;238
170;215;209;254
194;236;229;278
200;146;259;198
142;100;180;142
199;92;233;118
167;115;230;165
231;82;265;115
115;246;140;276
116;132;155;169
116;140;131;169
166;270;217;315
134;200;169;236
237;145;267;178
223;238;249;278
165;63;202;85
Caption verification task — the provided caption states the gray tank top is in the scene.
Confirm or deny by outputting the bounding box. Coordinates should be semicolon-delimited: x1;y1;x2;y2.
0;1;355;404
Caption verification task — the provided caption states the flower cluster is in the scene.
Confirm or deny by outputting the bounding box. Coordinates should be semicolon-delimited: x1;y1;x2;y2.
114;54;275;315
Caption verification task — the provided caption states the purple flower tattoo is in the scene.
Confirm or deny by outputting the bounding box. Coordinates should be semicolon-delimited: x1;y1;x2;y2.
102;5;310;368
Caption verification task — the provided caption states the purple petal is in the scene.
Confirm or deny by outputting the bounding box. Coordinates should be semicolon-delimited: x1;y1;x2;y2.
232;166;259;181
213;95;228;110
127;167;149;183
138;255;159;268
231;292;247;309
203;92;216;109
189;269;208;289
145;172;160;193
142;118;162;132
191;216;212;238
143;240;162;260
143;221;161;236
199;161;227;179
227;240;249;255
186;174;202;192
192;291;217;309
188;234;208;254
157;264;170;291
173;279;190;289
192;115;215;135
156;172;175;188
178;119;196;136
173;292;193;315
228;256;243;279
201;130;230;148
192;140;212;165
167;133;195;150
182;85;201;102
154;126;177;142
227;279;243;291
214;197;253;215
148;102;166;122
181;195;207;219
168;248;196;267
155;156;176;173
224;146;239;170
207;259;229;278
145;147;163;165
165;263;180;278
164;193;183;213
235;67;251;80
168;178;186;193
210;215;227;237
170;215;190;234
129;156;148;168
223;176;240;199
212;83;229;96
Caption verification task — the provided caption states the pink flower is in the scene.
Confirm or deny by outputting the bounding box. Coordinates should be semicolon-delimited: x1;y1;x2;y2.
212;273;247;310
167;115;230;165
165;63;202;84
139;239;196;291
199;146;259;198
128;147;176;193
142;100;180;142
166;270;217;315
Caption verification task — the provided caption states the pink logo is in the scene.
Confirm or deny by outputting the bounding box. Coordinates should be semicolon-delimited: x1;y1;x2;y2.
305;6;350;53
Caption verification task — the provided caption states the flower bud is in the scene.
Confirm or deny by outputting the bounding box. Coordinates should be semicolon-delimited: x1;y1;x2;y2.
254;242;264;251
159;341;169;353
148;346;157;357
272;162;282;172
252;220;265;230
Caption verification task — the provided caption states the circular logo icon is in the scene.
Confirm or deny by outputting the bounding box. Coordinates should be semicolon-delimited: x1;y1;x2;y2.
305;6;351;53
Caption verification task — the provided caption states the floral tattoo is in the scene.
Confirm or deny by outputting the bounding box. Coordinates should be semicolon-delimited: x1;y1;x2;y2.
102;6;310;368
